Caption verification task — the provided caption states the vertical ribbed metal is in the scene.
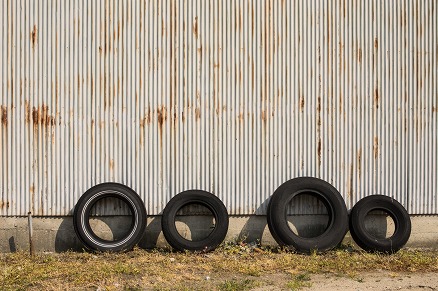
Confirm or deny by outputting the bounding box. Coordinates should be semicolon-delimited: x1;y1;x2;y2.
0;0;437;216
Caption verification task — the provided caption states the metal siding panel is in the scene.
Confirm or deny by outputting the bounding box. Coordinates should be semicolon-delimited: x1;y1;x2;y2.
0;0;437;216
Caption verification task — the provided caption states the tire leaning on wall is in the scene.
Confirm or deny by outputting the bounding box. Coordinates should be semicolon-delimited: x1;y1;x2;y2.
161;190;229;252
349;195;411;253
73;183;147;252
267;177;349;254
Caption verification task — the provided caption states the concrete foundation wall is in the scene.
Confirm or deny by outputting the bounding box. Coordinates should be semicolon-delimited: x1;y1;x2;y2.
0;216;437;253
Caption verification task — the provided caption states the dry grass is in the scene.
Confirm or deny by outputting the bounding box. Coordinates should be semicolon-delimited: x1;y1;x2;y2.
1;243;438;290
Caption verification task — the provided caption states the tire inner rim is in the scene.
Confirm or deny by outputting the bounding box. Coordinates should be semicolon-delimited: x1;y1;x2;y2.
174;201;217;242
283;189;334;239
81;190;139;248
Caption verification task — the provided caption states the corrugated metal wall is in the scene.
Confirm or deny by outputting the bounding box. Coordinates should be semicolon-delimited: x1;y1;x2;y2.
0;0;437;216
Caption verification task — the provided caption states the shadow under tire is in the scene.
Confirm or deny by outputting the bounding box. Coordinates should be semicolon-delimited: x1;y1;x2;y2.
349;195;411;253
73;183;147;252
267;177;349;253
161;190;229;252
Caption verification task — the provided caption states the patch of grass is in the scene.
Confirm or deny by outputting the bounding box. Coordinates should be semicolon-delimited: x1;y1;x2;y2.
218;278;259;291
287;273;312;290
0;247;437;290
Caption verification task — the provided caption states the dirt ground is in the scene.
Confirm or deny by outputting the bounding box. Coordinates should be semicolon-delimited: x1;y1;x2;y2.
2;248;438;290
307;272;438;291
249;272;438;290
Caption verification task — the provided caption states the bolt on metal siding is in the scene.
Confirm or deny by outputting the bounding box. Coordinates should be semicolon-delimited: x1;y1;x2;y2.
0;0;437;216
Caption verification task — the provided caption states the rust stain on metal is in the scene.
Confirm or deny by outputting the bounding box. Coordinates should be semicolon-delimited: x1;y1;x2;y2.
157;106;168;127
32;107;39;126
31;25;38;48
317;139;322;168
317;97;322;167
146;107;151;125
357;48;362;63
42;105;48;126
195;107;201;120
109;159;114;170
374;137;379;159
357;149;362;179
318;46;321;64
193;17;198;39
1;106;7;126
30;184;35;213
251;61;255;90
32;105;56;127
299;94;305;113
25;100;31;123
0;200;10;209
251;4;255;36
374;38;378;49
261;110;267;123
348;163;354;199
161;16;166;37
374;88;379;109
339;42;343;74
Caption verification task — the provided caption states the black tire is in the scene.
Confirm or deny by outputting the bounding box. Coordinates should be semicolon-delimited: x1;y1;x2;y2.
73;183;147;252
161;190;229;252
267;177;349;253
349;195;411;253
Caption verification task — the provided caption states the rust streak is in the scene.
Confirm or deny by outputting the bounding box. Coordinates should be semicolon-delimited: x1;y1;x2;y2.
32;107;39;126
143;107;151;125
25;100;31;123
261;111;267;123
157;106;168;126
41;105;48;125
374;88;379;109
0;200;10;209
317;140;322;167
299;94;305;113
357;149;362;180
31;25;38;48
317;97;322;167
195;107;201;120
374;137;379;160
374;38;378;49
193;17;198;39
30;185;35;213
1;106;7;126
348;163;354;198
357;48;362;63
31;105;56;127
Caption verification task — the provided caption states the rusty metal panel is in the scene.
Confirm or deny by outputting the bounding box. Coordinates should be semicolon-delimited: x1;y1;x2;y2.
0;0;437;216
